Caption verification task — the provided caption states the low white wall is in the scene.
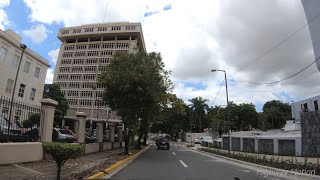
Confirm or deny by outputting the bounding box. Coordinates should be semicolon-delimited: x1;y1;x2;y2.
85;143;100;154
103;142;112;151
113;142;120;148
0;142;43;164
184;133;211;142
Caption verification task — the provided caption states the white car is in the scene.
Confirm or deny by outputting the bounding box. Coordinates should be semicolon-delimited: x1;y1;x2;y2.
194;136;212;144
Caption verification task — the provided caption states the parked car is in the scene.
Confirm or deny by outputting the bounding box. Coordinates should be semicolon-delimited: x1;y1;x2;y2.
195;136;212;144
85;132;97;143
157;137;170;150
52;128;77;143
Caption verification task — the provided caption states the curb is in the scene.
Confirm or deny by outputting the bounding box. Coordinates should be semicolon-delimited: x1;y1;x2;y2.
185;146;320;180
87;145;151;179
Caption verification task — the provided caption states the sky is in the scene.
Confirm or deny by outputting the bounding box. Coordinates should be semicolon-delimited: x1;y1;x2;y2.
1;0;319;112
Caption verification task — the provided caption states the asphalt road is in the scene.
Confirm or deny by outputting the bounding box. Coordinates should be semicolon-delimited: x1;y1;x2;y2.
109;143;316;180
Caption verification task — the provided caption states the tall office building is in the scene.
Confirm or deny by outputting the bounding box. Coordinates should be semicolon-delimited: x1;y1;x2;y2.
301;0;320;71
53;22;146;123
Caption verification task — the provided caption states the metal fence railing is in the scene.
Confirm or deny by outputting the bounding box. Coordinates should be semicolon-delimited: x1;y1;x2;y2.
0;96;43;142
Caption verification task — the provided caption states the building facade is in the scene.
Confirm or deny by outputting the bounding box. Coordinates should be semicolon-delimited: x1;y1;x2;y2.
0;29;50;123
301;0;320;71
0;29;50;104
53;22;146;123
291;95;320;122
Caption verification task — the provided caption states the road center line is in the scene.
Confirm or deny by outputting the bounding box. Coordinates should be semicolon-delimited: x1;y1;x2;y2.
172;152;176;155
179;160;188;167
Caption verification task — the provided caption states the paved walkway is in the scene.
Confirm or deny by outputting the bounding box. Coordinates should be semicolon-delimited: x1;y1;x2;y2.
0;148;124;180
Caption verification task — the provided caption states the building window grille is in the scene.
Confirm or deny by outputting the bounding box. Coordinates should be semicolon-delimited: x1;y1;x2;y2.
70;74;81;80
30;88;36;101
0;47;7;62
34;67;41;78
62;52;73;57
61;59;72;65
18;84;26;97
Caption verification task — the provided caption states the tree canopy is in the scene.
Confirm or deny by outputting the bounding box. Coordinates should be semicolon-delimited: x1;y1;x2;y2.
99;52;172;153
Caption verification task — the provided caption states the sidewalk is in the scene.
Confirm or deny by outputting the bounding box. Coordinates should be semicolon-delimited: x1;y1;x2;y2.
189;144;320;165
0;148;126;180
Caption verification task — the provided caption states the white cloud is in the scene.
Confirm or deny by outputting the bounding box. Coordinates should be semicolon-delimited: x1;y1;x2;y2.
0;0;10;30
22;24;49;43
48;48;60;66
45;68;54;84
23;0;320;108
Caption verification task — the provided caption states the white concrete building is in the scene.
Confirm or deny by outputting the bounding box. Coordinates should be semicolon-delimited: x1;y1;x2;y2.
0;29;50;104
291;95;320;122
53;22;146;123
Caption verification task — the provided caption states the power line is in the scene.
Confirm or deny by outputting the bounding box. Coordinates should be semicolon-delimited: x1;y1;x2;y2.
229;55;320;85
212;82;224;106
233;10;320;74
236;69;318;92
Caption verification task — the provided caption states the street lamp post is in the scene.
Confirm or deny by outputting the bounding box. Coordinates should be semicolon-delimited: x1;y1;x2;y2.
7;44;27;134
211;69;230;155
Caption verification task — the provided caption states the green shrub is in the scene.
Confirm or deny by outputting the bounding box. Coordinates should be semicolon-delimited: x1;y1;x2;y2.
43;142;85;180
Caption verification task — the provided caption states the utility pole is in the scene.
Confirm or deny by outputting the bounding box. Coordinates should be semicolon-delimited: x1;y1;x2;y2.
7;44;27;134
211;69;230;155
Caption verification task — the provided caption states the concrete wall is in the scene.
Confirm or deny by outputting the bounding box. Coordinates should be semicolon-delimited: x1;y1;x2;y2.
113;142;120;149
103;142;112;151
0;142;43;164
222;137;229;150
184;133;211;143
301;110;320;156
278;140;295;156
243;138;255;153
85;143;100;154
231;137;240;151
258;139;274;154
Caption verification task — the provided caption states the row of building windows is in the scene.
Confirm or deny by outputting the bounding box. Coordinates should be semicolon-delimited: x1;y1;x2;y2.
58;74;99;81
5;80;37;101
61;25;137;35
67;98;107;107
0;47;41;78
64;43;129;51
62;50;128;58
64;58;106;65
60;65;107;73
57;82;105;89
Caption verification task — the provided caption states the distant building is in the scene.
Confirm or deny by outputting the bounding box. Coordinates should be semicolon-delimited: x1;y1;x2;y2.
53;22;146;122
291;95;320;122
0;29;50;103
301;0;320;71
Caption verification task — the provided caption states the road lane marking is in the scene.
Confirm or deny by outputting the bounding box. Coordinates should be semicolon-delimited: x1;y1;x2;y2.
179;160;188;167
172;152;176;155
13;164;44;175
240;169;250;172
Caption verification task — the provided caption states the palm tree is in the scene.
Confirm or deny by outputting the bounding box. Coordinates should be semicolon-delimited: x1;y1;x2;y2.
189;97;209;133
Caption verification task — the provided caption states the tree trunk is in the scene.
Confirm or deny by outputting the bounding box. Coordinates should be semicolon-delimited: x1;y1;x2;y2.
143;130;148;145
56;163;62;180
198;116;202;133
136;129;143;149
124;121;130;155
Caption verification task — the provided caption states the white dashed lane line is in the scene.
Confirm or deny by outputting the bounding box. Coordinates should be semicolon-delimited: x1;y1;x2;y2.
179;160;188;167
172;152;176;155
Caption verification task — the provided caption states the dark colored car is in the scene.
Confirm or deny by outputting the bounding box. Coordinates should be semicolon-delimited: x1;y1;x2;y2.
157;138;170;150
85;132;97;143
52;128;77;143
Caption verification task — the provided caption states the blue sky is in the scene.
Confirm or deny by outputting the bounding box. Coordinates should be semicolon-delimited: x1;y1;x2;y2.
1;0;318;112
